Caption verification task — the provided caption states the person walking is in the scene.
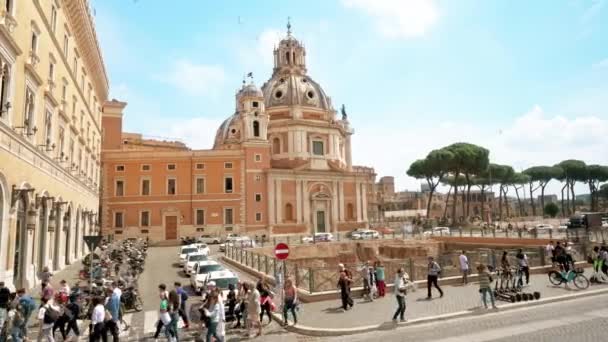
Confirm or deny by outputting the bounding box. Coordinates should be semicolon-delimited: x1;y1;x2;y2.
64;295;81;341
168;289;181;342
516;249;530;286
0;282;10;341
41;282;54;303
40;267;53;285
337;271;353;311
477;264;497;309
246;282;262;338
214;288;226;342
8;303;25;342
38;297;59;342
89;296;106;342
375;262;386;297
232;283;248;329
392;268;411;322
360;262;373;301
256;278;272;325
203;294;222;342
104;285;121;342
153;285;173;341
226;284;237;322
15;289;36;338
282;278;298;326
459;251;469;285
174;282;190;329
426;256;443;299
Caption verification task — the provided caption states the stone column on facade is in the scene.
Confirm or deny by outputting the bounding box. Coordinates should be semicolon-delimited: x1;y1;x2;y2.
362;182;368;224
276;179;282;223
54;206;65;271
328;135;335;158
296;179;302;224
355;182;362;222
332;181;339;234
288;131;294;158
338;181;345;221
345;135;353;171
303;182;310;226
268;176;275;225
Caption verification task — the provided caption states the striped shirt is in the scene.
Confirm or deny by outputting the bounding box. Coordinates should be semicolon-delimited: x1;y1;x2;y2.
478;271;492;289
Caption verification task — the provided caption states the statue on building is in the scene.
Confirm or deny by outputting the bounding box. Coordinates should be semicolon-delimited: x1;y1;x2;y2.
341;104;348;121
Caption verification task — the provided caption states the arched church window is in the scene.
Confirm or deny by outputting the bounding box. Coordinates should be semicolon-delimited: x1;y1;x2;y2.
285;203;293;221
285;52;290;64
347;203;355;221
253;121;260;137
272;137;281;154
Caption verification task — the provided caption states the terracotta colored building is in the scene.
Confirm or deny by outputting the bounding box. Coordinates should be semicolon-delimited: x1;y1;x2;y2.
101;28;376;241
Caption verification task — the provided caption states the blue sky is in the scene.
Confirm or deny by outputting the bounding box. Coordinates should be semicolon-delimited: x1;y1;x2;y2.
92;0;608;195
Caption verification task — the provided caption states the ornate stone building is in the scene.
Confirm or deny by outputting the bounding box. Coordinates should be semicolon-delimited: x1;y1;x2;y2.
0;0;107;290
101;25;376;241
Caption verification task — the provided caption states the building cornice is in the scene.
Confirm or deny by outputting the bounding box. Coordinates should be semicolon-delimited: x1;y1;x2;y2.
102;149;244;160
61;0;109;101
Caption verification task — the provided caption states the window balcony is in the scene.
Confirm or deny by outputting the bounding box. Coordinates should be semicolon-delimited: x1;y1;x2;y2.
27;50;40;67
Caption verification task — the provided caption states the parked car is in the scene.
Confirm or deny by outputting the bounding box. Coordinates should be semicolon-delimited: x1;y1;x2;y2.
204;270;239;299
302;232;334;243
183;252;208;276
533;223;554;232
423;227;451;236
178;246;200;266
557;224;568;232
351;229;380;240
197;235;222;244
219;236;256;252
190;261;225;295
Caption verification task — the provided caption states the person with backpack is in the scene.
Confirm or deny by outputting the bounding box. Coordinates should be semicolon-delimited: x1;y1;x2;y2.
7;303;25;342
15;289;36;338
174;282;189;329
37;297;59;342
477;264;497;310
426;256;444;299
63;296;81;341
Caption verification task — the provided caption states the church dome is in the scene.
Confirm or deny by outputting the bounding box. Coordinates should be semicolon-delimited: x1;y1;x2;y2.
238;83;263;98
213;113;241;149
262;74;332;110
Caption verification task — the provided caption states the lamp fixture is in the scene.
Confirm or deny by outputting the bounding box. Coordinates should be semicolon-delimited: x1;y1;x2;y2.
0;101;11;117
11;185;35;208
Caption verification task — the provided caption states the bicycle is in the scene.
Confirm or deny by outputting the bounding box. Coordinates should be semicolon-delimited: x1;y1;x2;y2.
548;265;589;289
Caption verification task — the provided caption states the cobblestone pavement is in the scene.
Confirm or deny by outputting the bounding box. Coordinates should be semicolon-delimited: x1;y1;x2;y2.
25;245;303;341
326;295;608;342
293;268;604;329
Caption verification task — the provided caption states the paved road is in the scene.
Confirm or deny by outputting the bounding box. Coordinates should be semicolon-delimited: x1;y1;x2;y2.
326;295;608;342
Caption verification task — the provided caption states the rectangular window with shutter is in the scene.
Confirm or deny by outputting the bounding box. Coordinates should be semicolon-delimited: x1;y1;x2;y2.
115;180;124;196
224;208;233;225
196;209;205;226
167;178;176;195
196;177;205;194
114;212;123;228
224;177;233;193
141;211;150;227
141;179;150;196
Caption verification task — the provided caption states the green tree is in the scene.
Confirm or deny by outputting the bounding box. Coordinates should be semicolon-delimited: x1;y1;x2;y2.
406;148;453;219
510;172;531;217
585;165;608;211
473;163;501;222
493;164;515;221
523;166;560;217
600;183;608;210
557;160;587;214
443;143;489;226
544;202;559;218
461;145;490;219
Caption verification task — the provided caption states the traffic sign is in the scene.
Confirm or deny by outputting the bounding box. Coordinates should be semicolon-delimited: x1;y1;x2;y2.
274;243;289;260
83;235;102;252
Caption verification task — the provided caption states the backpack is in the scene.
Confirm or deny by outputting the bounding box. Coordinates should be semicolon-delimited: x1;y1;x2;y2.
180;290;189;303
43;305;60;324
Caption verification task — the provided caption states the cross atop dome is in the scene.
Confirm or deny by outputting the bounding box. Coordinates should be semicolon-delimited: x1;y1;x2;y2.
287;16;292;37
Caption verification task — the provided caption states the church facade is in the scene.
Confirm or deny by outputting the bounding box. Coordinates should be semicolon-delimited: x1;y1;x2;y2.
101;27;375;241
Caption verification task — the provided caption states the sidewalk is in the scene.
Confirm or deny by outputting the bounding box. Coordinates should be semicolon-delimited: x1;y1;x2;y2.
293;270;604;330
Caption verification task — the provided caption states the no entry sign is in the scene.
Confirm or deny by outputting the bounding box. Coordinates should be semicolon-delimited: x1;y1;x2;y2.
274;243;290;260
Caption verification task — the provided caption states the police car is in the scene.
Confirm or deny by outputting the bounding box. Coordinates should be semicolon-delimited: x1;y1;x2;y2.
190;260;225;295
183;252;209;276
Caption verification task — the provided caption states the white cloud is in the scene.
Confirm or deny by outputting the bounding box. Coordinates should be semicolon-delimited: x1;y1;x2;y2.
593;58;608;68
352;105;608;196
160;59;225;96
256;29;283;66
341;0;438;39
